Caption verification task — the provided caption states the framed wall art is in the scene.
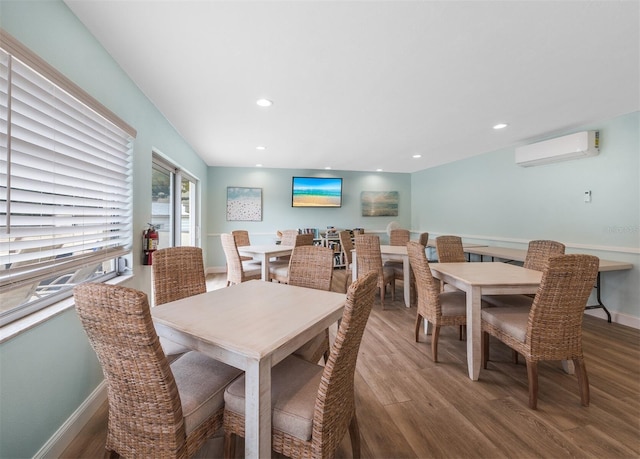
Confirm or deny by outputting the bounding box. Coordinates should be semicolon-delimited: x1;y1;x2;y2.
226;187;263;221
361;191;399;217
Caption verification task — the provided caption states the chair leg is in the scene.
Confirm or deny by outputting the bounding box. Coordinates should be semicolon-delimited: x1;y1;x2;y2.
414;314;423;342
107;450;119;459
390;279;395;301
348;412;361;459
574;357;590;407
223;431;236;459
526;359;539;409
379;285;385;310
482;331;490;369
512;349;519;364
431;325;441;362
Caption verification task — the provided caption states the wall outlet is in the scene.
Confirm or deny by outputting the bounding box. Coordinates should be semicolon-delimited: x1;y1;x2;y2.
584;190;592;203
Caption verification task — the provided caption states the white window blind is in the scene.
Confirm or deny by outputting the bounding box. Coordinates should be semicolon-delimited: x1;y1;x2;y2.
0;30;135;325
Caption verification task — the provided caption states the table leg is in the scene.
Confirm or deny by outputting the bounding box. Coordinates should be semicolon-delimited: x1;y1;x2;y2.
402;255;410;307
244;357;272;458
259;254;269;282
467;286;482;380
352;252;358;280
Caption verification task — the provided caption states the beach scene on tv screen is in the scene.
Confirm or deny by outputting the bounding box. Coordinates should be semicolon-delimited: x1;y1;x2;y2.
292;177;342;207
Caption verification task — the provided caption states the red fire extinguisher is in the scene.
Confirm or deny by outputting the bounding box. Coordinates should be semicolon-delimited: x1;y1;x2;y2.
142;224;159;265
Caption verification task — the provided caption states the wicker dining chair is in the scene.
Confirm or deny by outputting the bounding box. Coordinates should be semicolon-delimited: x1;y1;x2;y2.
435;235;466;263
482;240;566;309
407;241;467;362
384;228;410;272
221;233;261;286
269;233;315;283
222;271;377;459
331;230;354;293
385;229;424;305
152;246;207;360
354;234;396;309
73;283;242;458
418;232;429;247
231;230;253;262
481;254;599;409
287;245;335;364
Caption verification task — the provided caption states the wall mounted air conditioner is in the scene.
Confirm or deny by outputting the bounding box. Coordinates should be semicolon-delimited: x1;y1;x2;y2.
515;130;600;167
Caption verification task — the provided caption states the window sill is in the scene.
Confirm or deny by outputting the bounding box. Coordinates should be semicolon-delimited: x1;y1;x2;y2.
0;274;134;344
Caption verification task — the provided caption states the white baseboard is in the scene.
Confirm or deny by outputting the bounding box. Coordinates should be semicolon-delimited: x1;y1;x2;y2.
585;308;640;329
34;380;107;458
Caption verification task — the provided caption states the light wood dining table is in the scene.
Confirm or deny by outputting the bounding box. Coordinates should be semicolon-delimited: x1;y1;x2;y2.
429;262;542;380
151;280;346;458
237;244;294;281
463;245;633;322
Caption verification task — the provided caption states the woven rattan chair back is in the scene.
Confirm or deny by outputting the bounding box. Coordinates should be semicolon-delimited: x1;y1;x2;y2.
232;230;252;261
221;233;260;286
527;254;598;359
524;240;566;271
339;230;354;266
288;245;334;291
279;229;300;246
294;233;314;247
407;241;443;320
389;228;410;246
354;234;384;281
354;234;395;308
435;235;466;263
418;232;429;247
231;230;250;247
153;246;206;306
288;245;335;363
309;270;377;457
73;283;189;457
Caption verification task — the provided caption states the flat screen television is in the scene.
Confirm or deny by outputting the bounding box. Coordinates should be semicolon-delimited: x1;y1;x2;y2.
291;176;343;208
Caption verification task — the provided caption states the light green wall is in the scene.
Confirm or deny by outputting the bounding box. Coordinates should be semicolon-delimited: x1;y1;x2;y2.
206;167;412;268
0;1;209;457
412;111;640;319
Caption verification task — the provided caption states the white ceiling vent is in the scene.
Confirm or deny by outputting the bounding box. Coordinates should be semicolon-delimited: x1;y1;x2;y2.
515;131;600;167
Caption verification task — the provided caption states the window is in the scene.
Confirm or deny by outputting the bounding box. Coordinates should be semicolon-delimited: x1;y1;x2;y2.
151;154;199;249
0;30;136;326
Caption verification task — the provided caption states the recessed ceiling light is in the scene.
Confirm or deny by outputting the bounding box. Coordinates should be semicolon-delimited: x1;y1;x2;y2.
493;123;508;130
256;98;273;107
376;168;383;172
412;154;422;159
255;164;263;167
324;166;332;170
256;146;266;150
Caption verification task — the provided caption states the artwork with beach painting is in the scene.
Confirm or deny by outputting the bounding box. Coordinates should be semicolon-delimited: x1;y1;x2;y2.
361;191;399;216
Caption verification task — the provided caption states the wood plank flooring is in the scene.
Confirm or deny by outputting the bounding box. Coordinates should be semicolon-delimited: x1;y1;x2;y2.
61;275;640;458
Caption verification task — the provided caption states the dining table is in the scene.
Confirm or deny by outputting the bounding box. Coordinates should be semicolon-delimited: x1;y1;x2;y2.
237;244;294;281
429;262;542;380
463;245;633;322
151;280;346;458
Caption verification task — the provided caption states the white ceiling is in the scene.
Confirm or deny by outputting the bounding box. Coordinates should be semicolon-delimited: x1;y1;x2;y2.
64;1;639;173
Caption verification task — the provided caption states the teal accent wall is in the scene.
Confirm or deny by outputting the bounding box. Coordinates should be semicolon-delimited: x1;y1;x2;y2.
1;1;209;457
206;167;412;268
412;111;640;318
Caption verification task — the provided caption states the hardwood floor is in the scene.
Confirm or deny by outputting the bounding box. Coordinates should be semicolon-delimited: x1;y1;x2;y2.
61;275;640;458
